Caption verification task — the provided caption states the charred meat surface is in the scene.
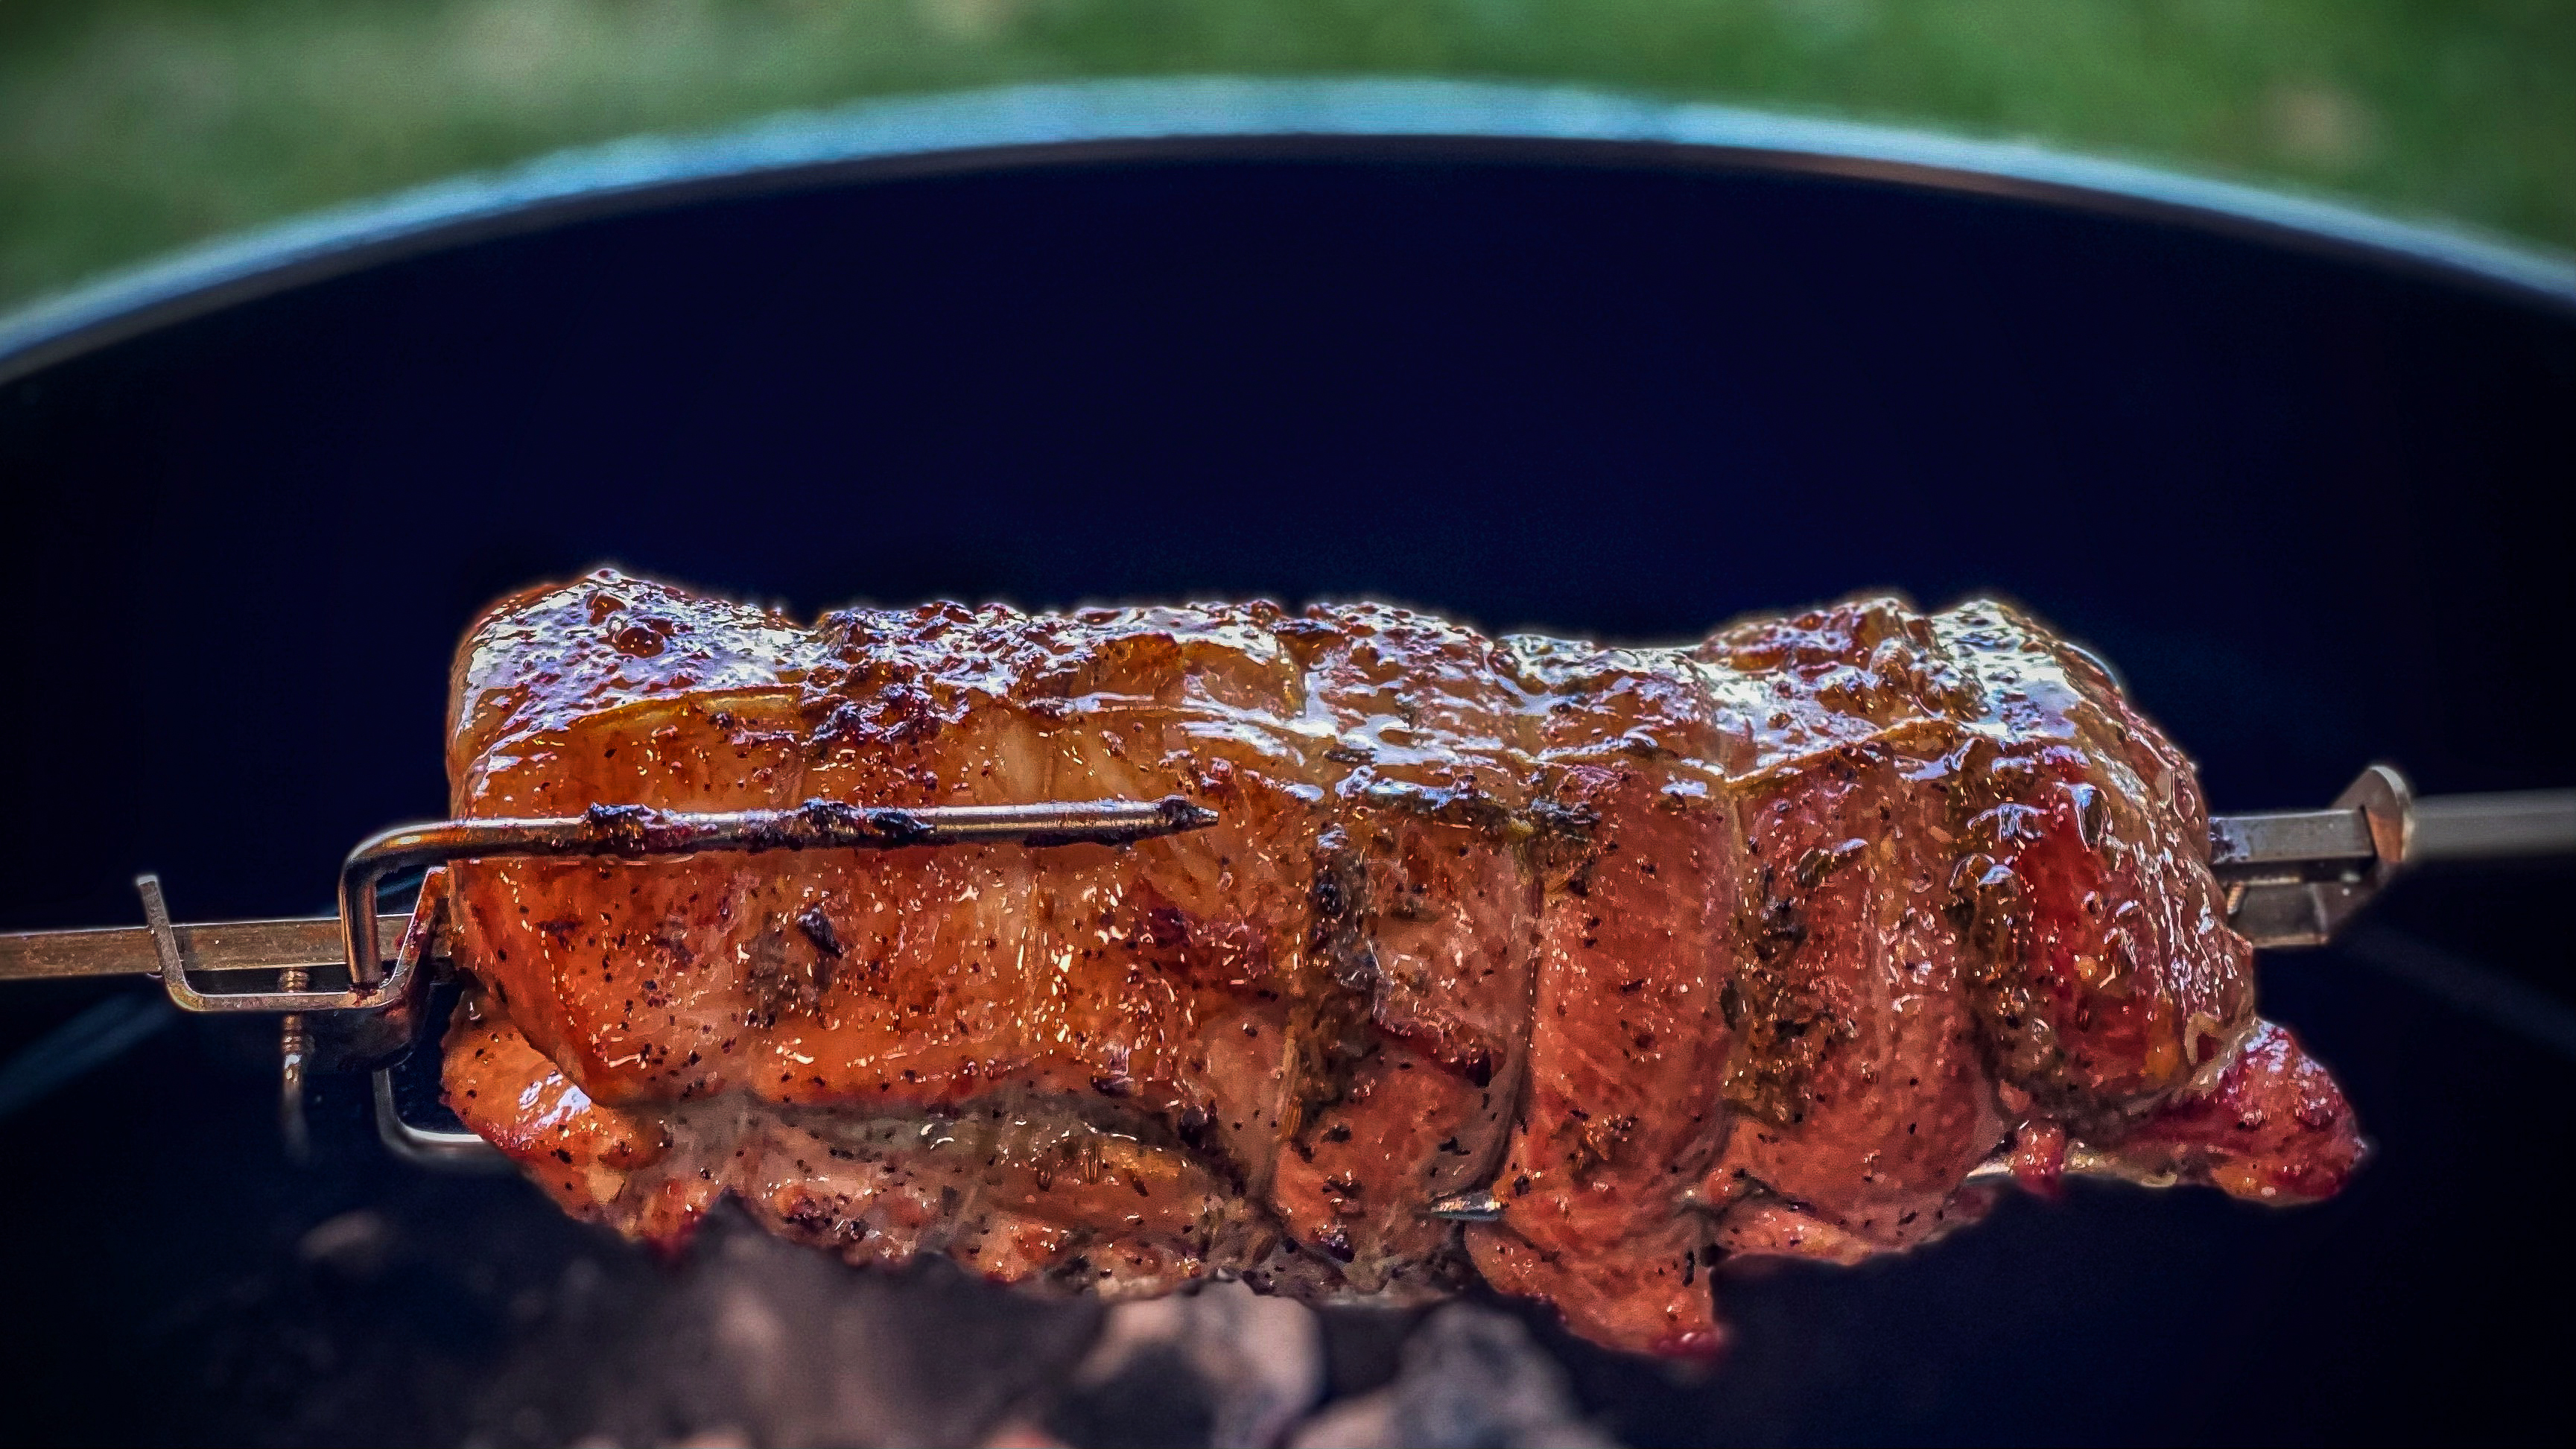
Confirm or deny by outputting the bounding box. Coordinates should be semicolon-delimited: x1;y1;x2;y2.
440;570;2362;1356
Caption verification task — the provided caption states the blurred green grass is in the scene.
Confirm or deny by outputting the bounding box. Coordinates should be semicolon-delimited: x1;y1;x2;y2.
4;1;2572;312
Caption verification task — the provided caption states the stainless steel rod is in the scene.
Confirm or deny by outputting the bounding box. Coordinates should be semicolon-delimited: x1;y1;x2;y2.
2;791;2563;989
0;796;1219;989
2207;808;2377;871
2411;790;2576;862
0;915;408;982
334;795;1219;992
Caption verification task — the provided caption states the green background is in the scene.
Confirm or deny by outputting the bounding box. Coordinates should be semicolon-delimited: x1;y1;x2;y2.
5;0;2572;313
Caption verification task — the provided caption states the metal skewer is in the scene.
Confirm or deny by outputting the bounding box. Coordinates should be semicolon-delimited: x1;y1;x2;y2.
14;770;2554;991
0;912;406;984
0;795;1217;995
2208;767;2576;947
1;771;2569;1180
1437;1146;2195;1222
0;795;1221;1167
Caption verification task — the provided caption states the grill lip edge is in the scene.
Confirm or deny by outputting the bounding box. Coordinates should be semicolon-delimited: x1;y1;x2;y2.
4;75;2572;392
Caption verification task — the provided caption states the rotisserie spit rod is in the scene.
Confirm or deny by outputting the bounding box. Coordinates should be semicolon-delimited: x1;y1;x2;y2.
0;796;1228;1167
5;769;2557;1183
0;796;1221;992
0;775;2569;990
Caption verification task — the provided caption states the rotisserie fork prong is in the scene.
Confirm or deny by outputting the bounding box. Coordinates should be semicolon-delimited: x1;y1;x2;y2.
13;775;2563;993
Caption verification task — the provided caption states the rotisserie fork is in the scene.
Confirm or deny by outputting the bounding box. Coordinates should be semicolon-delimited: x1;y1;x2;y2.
0;768;2566;1178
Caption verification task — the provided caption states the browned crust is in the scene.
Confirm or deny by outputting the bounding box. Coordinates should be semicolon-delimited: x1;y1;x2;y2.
440;571;2358;1357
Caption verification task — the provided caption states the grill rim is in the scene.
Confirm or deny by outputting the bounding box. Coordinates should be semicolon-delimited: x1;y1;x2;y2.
4;74;2572;390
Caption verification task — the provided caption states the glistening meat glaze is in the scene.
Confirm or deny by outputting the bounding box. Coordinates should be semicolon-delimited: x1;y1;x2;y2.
438;570;2362;1356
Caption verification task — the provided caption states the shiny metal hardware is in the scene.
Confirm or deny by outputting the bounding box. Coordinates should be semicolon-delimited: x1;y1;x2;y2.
1961;1146;2175;1190
1438;1152;2167;1223
278;978;313;1164
1;796;1219;1170
133;872;407;1014
327;795;1219;1013
0;796;1219;1006
1426;1189;1504;1223
2414;789;2576;860
373;1067;512;1171
9;902;405;985
7;771;2575;1176
2212;764;2412;948
2210;766;2576;948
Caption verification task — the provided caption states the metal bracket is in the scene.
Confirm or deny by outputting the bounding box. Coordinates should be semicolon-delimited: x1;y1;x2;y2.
121;795;1217;1019
138;871;422;1016
2214;764;2413;948
116;797;1217;1168
372;1067;512;1172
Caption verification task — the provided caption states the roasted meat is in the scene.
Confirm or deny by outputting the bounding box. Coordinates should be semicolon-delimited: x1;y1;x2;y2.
439;570;2363;1356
